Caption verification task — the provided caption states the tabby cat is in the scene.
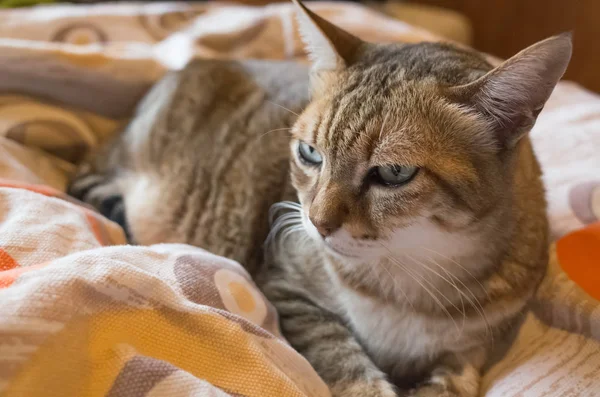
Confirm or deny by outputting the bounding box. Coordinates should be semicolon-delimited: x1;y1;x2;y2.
69;1;572;396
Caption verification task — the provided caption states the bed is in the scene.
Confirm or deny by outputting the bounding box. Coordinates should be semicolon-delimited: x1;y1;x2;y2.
0;2;599;396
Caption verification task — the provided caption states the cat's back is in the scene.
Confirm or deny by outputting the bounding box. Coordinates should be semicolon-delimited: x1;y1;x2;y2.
115;58;310;272
132;59;308;166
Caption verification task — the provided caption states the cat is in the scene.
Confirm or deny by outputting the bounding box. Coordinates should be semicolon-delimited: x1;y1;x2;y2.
69;1;572;396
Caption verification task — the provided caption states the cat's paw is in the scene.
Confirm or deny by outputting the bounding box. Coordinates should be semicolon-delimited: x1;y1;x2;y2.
332;379;398;397
68;168;130;240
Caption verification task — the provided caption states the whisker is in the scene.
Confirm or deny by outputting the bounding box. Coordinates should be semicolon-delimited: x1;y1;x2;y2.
267;100;300;117
428;256;486;316
402;253;464;316
366;265;387;298
280;225;305;241
266;217;301;243
380;244;460;333
269;201;302;225
276;212;302;221
271;214;302;228
407;254;467;334
379;262;415;311
258;127;292;140
272;201;302;210
266;201;306;249
272;217;302;232
423;254;493;344
422;247;490;299
385;254;460;333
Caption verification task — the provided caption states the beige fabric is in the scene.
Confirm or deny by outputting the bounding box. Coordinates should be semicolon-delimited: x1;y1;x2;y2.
0;183;329;397
0;2;598;397
483;313;600;396
373;1;473;45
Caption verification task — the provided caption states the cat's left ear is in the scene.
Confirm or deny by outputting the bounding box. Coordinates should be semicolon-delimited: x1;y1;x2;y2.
292;0;364;96
446;33;572;148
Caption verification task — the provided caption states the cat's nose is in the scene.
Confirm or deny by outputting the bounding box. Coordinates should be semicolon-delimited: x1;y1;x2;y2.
310;217;341;238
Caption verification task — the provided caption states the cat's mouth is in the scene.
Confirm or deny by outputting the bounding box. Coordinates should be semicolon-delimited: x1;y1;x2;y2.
322;242;363;259
324;238;384;260
301;214;382;260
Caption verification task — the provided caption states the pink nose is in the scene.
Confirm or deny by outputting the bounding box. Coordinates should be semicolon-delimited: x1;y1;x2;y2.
310;217;341;237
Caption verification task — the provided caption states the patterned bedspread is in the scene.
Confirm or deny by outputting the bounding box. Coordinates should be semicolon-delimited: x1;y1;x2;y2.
0;2;599;396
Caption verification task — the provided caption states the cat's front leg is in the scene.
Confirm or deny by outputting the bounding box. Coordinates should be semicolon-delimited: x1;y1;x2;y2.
407;347;486;397
262;282;397;397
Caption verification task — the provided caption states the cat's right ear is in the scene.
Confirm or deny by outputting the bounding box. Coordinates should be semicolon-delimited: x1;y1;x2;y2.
445;33;572;149
292;0;364;96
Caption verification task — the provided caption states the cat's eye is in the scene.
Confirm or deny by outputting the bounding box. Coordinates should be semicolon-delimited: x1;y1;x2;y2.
372;165;418;186
298;142;323;165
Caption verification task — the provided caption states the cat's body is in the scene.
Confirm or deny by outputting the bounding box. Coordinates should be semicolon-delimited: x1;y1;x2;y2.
264;128;545;391
71;59;309;273
69;2;571;396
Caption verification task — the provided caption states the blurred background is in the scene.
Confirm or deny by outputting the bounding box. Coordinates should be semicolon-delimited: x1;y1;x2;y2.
234;0;599;93
399;0;599;93
0;0;595;91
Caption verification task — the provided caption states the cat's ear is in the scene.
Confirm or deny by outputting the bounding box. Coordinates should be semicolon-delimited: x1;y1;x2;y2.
446;33;572;148
292;0;364;95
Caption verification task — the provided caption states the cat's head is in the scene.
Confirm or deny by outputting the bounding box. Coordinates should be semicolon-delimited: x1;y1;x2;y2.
289;0;571;263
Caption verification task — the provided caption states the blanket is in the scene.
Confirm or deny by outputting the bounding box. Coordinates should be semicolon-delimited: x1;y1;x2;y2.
0;2;599;396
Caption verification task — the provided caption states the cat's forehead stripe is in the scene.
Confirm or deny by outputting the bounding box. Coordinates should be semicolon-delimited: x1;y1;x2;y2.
325;78;362;146
321;75;391;161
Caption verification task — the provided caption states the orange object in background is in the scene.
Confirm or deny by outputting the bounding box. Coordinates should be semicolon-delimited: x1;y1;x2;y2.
557;222;600;301
0;248;18;272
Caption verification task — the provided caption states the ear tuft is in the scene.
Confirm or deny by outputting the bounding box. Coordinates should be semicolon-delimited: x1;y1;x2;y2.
291;0;364;96
447;33;572;147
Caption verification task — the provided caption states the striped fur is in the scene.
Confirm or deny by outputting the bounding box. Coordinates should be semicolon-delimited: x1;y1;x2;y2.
69;59;309;274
